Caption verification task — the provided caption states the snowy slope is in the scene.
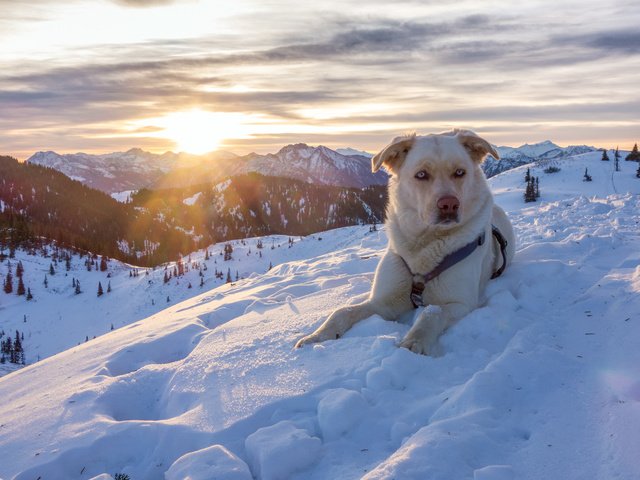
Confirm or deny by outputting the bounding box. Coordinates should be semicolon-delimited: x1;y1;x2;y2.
0;153;639;480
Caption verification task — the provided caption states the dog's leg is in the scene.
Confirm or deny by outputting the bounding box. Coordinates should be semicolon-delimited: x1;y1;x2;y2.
295;250;413;349
399;302;471;355
295;302;378;348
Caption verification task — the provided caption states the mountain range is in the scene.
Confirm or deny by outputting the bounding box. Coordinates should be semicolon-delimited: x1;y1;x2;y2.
26;141;598;194
27;144;388;194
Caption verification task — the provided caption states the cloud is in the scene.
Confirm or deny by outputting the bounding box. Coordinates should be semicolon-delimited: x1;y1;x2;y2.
111;0;184;6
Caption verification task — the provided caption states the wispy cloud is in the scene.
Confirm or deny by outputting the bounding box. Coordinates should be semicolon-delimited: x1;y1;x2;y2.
1;1;639;158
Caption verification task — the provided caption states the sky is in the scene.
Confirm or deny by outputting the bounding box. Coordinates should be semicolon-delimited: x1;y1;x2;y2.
1;0;639;159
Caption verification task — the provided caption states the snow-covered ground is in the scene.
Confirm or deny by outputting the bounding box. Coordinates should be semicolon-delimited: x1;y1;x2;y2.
0;152;639;479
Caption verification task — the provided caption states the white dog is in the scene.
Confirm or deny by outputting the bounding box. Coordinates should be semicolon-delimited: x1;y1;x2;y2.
296;129;515;355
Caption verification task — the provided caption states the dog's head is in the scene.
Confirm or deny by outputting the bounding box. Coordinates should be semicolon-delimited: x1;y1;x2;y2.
372;129;498;229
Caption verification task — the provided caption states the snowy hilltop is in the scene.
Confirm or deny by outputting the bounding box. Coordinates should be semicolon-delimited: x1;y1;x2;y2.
0;149;639;479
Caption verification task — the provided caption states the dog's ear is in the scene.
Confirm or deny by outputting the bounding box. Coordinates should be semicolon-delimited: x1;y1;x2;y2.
455;129;499;163
371;134;415;173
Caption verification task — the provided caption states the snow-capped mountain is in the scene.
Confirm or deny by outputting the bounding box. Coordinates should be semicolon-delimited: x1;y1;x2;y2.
27;149;238;193
28;144;386;193
1;148;639;479
27;141;597;195
237;144;386;189
482;141;597;177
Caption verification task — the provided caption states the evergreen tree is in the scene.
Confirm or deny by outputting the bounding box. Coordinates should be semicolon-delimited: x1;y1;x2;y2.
535;177;540;198
75;280;82;294
525;168;531;182
601;149;610;161
66;257;71;271
524;178;537;202
49;263;55;275
615;153;620;172
107;281;111;293
16;261;24;278
163;271;169;284
223;243;233;261
17;276;25;295
4;270;13;294
100;256;108;271
625;143;640;161
44;274;48;288
226;268;232;283
97;281;104;297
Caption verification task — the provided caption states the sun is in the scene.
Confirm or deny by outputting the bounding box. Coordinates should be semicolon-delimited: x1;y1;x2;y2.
150;109;253;155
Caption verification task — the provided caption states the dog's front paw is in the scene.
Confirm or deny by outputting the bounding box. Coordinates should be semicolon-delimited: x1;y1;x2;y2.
399;332;436;356
294;329;339;349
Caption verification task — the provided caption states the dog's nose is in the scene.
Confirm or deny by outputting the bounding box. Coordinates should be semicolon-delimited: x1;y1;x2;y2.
437;195;460;213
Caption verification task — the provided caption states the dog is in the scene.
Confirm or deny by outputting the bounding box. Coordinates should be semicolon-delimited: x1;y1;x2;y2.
295;129;515;355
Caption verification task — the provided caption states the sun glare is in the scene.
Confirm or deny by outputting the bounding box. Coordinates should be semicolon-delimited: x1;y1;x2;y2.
147;110;255;155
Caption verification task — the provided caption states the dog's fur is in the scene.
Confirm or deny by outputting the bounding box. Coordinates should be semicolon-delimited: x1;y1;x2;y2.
295;129;515;355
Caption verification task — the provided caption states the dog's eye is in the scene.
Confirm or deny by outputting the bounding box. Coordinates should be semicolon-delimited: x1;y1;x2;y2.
414;170;430;180
453;169;466;178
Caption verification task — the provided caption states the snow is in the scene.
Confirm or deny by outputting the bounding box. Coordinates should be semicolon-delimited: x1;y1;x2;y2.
110;190;136;203
0;151;639;479
245;421;322;480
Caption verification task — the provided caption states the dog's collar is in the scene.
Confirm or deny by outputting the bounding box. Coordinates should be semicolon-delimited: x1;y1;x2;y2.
400;226;508;309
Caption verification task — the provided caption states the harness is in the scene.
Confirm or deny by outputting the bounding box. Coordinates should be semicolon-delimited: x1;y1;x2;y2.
401;225;509;308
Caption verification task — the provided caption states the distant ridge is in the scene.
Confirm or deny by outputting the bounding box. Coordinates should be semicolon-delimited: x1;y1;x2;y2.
26;141;597;193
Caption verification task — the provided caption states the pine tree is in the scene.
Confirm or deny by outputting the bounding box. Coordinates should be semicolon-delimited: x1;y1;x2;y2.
535;177;540;198
107;281;111;293
44;274;48;288
100;256;108;272
16;261;24;278
226;268;232;283
525;168;531;182
49;263;55;275
17;276;25;295
66;257;71;271
75;280;82;294
163;270;170;283
4;270;13;294
625;143;640;161
97;281;104;297
601;149;610;161
524;178;537;202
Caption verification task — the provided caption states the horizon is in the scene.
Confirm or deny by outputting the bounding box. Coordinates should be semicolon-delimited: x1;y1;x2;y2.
11;138;633;163
2;1;639;160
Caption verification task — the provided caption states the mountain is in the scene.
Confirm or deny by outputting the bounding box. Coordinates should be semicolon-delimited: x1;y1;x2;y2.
0;148;639;479
1;155;387;265
28;144;387;193
27;149;238;193
0;155;197;265
483;141;598;178
133;173;387;241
